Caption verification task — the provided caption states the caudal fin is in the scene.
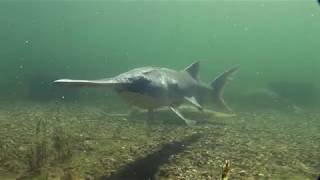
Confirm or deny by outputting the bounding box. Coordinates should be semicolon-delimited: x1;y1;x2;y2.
211;66;239;111
53;79;119;87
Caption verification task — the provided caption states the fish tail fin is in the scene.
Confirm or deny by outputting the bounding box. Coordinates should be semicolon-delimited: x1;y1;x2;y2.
211;66;239;111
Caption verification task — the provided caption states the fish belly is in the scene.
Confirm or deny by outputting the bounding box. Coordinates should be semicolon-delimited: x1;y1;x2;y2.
118;91;170;109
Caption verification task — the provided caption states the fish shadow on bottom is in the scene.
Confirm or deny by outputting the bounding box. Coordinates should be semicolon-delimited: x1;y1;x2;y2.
128;108;226;126
99;133;202;180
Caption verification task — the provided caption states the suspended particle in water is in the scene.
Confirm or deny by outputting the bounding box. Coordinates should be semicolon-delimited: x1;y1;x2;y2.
318;0;320;6
25;40;29;44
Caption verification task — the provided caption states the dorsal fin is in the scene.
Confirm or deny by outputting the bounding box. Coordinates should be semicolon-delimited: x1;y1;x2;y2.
183;61;200;80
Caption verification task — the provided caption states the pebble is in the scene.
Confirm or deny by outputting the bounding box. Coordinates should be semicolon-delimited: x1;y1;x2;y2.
239;170;247;176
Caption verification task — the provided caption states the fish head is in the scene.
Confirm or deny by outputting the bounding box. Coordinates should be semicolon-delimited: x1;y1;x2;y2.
113;67;177;108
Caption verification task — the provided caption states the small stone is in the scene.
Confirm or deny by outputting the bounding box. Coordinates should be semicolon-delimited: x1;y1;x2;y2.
239;170;247;176
18;146;26;151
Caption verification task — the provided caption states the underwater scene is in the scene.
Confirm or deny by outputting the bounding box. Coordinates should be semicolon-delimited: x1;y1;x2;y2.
0;1;319;180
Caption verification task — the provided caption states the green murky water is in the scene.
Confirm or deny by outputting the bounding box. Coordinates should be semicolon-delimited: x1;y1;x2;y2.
0;1;319;179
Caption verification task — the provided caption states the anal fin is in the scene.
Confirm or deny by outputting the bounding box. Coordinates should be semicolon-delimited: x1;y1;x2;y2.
184;96;203;111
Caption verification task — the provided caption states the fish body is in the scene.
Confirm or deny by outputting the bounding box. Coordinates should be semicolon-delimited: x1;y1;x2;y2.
54;62;238;125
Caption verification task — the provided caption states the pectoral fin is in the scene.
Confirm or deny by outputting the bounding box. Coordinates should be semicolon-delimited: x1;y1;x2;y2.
184;96;203;111
170;107;196;126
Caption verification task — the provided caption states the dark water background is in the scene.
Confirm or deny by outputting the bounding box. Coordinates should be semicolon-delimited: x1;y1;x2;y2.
0;1;319;105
